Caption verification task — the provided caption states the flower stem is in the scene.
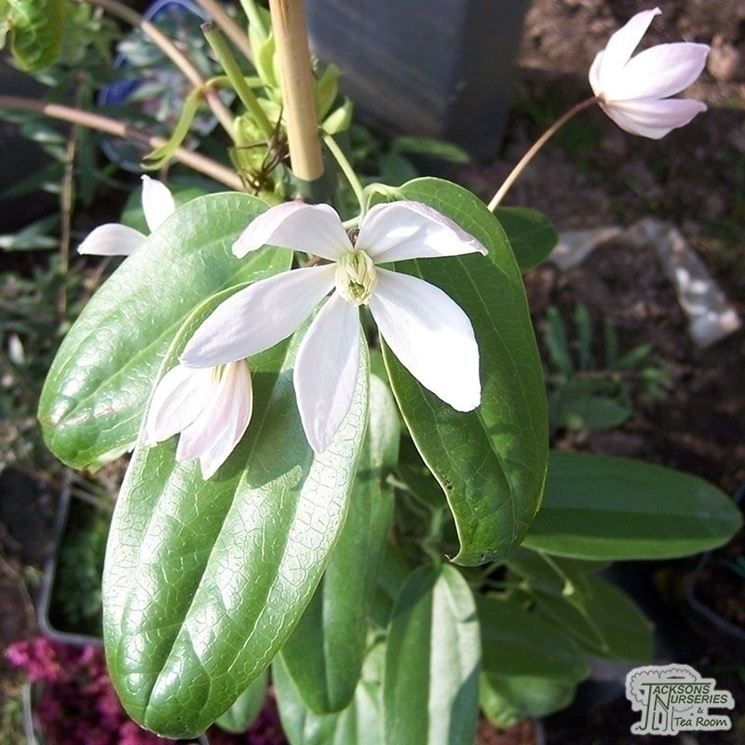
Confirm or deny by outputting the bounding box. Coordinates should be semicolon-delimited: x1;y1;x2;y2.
487;96;599;211
0;96;244;190
79;0;235;138
193;0;254;63
202;22;274;140
323;133;365;211
268;0;324;182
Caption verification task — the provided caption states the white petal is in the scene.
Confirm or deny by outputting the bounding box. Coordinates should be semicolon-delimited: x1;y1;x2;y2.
294;293;361;453
589;50;605;96
232;201;352;260
177;361;253;478
77;224;145;256
606;42;710;101
145;364;214;444
369;268;481;411
602;97;706;139
141;176;176;233
596;7;661;87
181;265;336;368
356;201;487;264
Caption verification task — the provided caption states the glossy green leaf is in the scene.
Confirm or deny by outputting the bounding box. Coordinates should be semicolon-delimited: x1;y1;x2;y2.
477;594;588;682
480;674;576;728
383;564;480;745
216;670;268;734
524;452;743;559
494;207;558;273
274;643;385;745
369;544;411;629
103;325;370;738
392;137;470;164
507;552;653;661
5;0;65;70
281;374;399;713
39;193;288;469
383;178;548;565
476;594;587;727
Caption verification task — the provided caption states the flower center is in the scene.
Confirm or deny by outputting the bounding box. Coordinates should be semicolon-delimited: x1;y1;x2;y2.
335;250;377;305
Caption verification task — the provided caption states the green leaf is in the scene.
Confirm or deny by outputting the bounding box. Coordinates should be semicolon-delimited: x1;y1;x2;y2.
545;306;574;376
281;374;400;713
524;452;743;559
6;0;65;70
38;193;289;469
369;544;411;628
478;594;589;682
493;207;558;273
383;564;480;745
575;303;593;370
480;674;576;729
103;325;370;738
383;178;548;565
507;552;653;661
549;381;632;431
274;642;385;745
216;670;268;734
391;136;471;164
477;594;587;726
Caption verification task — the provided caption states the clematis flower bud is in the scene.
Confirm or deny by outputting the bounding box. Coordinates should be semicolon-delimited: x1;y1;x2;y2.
589;7;709;139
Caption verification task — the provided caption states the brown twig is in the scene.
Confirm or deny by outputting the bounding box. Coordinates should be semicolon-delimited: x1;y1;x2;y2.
0;96;244;190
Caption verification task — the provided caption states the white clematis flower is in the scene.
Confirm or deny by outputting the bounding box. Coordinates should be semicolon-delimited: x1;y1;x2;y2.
180;201;488;454
78;176;176;255
589;7;709;139
145;360;253;479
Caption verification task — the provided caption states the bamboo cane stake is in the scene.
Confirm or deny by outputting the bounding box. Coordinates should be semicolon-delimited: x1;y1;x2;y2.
268;0;324;182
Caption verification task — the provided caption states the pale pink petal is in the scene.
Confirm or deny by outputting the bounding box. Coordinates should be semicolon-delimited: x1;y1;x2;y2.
145;364;213;444
141;176;176;232
606;42;710;101
232;201;352;260
603;97;706;139
77;224;145;256
369;268;481;412
177;361;253;478
356;201;487;264
181;266;336;368
596;7;662;85
293;293;361;453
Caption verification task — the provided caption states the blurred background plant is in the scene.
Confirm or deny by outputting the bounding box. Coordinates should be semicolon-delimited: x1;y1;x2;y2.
542;302;671;435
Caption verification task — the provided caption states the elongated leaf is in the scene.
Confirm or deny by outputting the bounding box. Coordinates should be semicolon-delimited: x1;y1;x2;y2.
477;594;588;682
477;594;587;726
103;325;370;738
39;193;288;469
507;552;653;661
216;670;268;734
494;207;558;273
274;643;385;745
524;452;743;559
383;178;548;565
281;374;399;713
369;544;411;629
383;564;480;745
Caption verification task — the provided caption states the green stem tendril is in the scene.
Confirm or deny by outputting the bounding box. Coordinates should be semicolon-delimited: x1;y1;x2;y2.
202;22;274;140
323;133;365;212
